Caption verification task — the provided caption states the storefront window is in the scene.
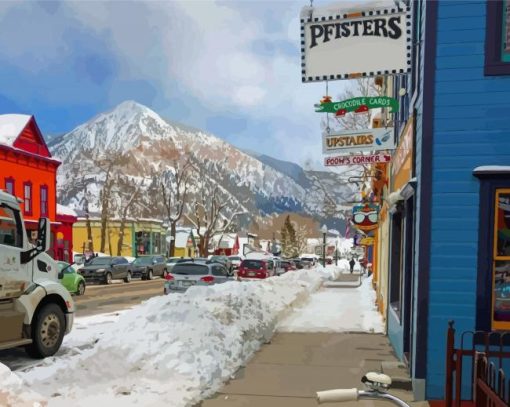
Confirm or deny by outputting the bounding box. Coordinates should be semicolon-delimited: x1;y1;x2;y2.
493;190;510;329
153;233;161;254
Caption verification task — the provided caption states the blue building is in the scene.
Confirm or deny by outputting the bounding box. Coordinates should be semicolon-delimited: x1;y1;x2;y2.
385;0;510;401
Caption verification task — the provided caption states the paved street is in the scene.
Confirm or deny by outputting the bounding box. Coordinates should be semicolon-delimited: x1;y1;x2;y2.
74;278;165;317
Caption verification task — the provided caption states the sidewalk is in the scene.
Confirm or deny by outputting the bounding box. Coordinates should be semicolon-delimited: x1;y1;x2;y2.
200;332;419;407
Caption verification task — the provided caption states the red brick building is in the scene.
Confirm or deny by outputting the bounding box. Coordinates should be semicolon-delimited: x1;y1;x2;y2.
0;114;76;261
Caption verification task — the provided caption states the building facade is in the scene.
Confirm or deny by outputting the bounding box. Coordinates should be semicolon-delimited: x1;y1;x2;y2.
73;218;166;258
0;114;75;261
375;0;510;401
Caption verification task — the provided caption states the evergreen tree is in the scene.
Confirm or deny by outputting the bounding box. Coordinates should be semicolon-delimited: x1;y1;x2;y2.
281;215;299;258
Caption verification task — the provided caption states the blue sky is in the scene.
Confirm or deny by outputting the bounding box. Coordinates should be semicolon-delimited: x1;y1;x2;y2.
0;0;348;166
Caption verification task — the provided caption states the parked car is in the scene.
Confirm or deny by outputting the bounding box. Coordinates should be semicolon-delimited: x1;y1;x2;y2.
209;255;233;274
166;257;193;272
164;262;232;294
57;261;86;295
280;260;297;272
131;255;168;280
237;259;275;280
79;256;132;284
228;255;243;270
301;256;318;268
291;258;304;269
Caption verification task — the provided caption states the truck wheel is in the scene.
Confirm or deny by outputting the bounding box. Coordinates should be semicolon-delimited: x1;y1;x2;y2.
25;304;65;359
77;281;86;296
124;271;132;283
147;270;153;280
105;272;112;285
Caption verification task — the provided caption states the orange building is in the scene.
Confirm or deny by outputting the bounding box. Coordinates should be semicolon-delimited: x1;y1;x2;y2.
0;114;76;261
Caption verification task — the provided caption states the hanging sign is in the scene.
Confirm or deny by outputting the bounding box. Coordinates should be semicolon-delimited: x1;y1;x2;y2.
300;5;411;82
324;153;391;167
323;128;395;155
352;203;380;232
315;96;399;115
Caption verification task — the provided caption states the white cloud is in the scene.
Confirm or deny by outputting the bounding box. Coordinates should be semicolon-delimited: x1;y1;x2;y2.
0;0;352;166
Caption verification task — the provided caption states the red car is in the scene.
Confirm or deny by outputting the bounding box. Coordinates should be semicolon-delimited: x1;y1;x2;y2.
237;259;275;279
280;260;296;272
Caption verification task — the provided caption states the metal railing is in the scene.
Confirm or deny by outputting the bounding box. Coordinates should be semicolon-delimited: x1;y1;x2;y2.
445;321;510;407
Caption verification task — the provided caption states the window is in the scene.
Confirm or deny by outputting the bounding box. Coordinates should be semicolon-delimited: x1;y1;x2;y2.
492;189;510;329
40;185;48;217
5;177;14;196
23;182;32;215
485;1;510;75
212;265;227;276
389;210;404;318
0;205;23;248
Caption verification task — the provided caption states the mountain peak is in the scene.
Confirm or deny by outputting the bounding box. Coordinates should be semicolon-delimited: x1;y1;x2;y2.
107;100;157;119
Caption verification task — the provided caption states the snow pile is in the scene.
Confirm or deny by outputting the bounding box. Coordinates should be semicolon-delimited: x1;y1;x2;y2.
0;362;46;407
277;274;384;334
19;270;324;406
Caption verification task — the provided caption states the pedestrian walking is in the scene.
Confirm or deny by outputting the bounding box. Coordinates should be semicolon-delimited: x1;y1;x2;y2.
349;258;355;274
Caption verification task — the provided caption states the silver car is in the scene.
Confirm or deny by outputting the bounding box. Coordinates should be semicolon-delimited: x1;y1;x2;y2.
164;262;232;294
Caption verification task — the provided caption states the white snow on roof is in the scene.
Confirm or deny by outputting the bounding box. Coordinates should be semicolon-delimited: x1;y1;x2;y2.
473;166;510;173
0;114;31;146
174;230;191;247
57;204;77;217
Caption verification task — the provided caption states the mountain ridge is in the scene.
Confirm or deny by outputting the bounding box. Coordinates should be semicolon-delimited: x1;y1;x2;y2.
50;100;355;231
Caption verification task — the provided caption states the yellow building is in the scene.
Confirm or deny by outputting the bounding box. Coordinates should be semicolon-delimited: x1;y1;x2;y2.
73;217;167;258
172;228;197;258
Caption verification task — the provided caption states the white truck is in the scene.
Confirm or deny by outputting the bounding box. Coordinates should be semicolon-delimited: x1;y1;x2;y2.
0;190;74;358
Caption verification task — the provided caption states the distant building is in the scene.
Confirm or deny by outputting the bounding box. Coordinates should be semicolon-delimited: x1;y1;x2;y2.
73;217;166;258
0;114;75;261
171;227;196;258
210;233;240;256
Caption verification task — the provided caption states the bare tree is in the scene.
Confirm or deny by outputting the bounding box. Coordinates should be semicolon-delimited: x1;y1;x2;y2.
98;161;115;254
79;182;94;253
117;181;143;256
185;166;247;257
160;155;194;257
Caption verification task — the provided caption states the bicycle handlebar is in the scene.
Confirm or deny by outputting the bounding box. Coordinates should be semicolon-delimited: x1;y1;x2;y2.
316;388;358;404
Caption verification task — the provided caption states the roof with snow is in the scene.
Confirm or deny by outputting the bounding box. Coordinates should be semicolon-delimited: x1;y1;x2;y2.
210;233;238;249
57;204;78;217
0;114;31;146
175;230;193;248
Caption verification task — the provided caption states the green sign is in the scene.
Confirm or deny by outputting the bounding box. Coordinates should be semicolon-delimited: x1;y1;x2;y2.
315;96;399;115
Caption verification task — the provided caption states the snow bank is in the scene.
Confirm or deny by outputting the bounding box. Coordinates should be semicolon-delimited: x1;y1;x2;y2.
0;362;46;407
18;270;325;406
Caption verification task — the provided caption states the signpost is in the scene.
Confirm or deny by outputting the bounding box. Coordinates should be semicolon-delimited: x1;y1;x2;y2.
323;128;395;155
324;153;391;167
315;96;399;115
352;203;380;232
300;5;411;82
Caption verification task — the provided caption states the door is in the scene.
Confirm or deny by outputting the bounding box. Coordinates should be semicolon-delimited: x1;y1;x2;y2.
112;258;122;279
0;204;28;298
156;256;165;276
118;258;128;278
402;196;415;368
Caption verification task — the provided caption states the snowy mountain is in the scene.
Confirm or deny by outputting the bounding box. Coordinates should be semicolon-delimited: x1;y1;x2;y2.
49;101;357;229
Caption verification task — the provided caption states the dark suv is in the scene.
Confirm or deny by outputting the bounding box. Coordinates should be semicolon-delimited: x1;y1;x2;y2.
79;256;132;284
131;255;168;280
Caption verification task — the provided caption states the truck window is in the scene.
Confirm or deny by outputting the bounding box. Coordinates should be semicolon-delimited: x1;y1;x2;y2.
0;205;22;248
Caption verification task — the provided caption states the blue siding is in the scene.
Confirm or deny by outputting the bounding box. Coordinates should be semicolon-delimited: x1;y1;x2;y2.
425;0;510;399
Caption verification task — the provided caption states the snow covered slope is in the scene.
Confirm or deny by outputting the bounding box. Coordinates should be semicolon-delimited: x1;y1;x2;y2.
49;101;356;226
